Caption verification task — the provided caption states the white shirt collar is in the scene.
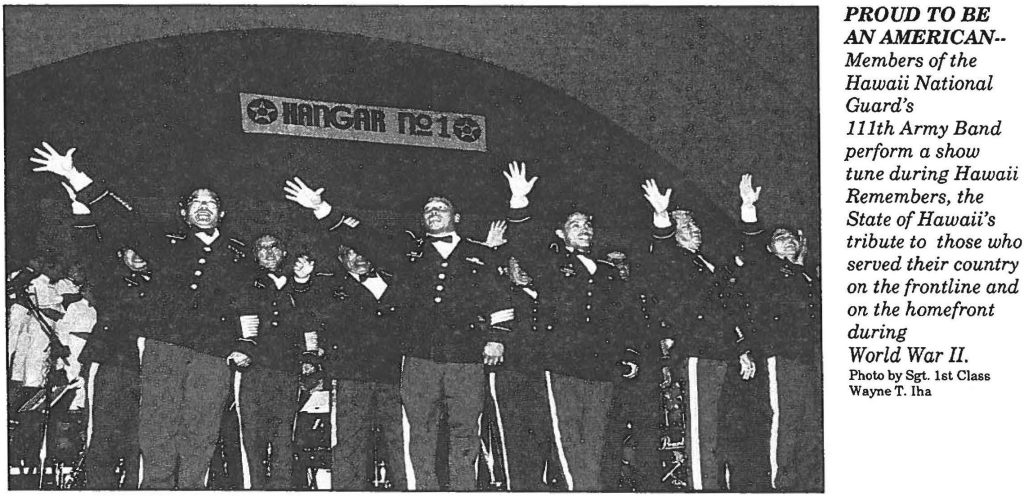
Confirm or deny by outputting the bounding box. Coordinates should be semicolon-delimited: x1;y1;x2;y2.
349;271;388;300
266;272;288;290
194;229;220;245
428;232;461;259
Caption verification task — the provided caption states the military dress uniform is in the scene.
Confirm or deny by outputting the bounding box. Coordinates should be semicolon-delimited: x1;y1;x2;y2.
737;222;823;492
79;268;152;488
71;181;256;489
628;219;755;492
311;264;406;490
234;266;316;489
65;197;149;488
486;253;555;492
311;206;510;491
506;206;640;492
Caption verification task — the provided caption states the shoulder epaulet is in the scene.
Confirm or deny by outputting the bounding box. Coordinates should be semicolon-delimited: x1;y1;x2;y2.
315;271;336;278
328;214;360;232
107;191;134;211
165;232;187;244
227;238;247;259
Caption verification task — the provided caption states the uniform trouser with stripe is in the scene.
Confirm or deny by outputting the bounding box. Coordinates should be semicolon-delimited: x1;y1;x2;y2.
629;357;728;491
773;357;824;491
332;379;406;490
400;357;484;491
85;362;141;489
717;357;772;492
238;366;297;490
683;358;728;491
138;340;231;489
547;372;614;492
492;369;552;491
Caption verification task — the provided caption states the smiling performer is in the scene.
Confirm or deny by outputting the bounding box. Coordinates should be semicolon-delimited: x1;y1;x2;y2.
284;177;512;491
30;143;257;489
500;162;640;492
233;235;317;489
733;173;823;491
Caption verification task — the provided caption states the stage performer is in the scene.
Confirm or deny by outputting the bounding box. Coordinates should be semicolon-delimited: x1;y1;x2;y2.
498;161;641;492
735;174;823;492
30;142;259;489
284;177;511;491
233;234;318;489
630;178;757;491
304;242;407;490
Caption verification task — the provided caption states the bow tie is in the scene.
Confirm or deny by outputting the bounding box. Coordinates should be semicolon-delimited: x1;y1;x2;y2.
358;270;379;283
193;227;217;237
428;235;454;244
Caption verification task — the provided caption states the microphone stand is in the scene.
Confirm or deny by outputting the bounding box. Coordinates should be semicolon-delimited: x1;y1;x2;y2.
17;289;73;488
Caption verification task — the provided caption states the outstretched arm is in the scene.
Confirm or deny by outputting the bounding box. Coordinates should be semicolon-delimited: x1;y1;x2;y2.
284;176;404;267
30;142;93;191
739;173;761;224
641;178;672;229
503;160;537;209
32;142;144;256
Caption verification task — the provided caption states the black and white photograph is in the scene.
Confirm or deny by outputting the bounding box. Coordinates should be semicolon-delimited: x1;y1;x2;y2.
4;5;821;491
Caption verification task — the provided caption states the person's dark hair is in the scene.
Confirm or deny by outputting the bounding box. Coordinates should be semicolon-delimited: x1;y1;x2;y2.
424;196;456;213
177;188;222;211
251;233;285;259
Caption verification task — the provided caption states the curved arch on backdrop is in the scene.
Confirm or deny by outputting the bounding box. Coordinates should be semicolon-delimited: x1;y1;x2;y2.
6;28;735;267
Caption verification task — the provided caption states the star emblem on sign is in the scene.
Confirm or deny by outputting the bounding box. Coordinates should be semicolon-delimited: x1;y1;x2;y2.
246;98;278;125
452;116;482;143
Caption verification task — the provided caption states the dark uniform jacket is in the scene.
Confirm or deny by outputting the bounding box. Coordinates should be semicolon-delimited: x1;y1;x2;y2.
491;255;548;374
236;268;316;372
73;181;254;359
505;206;639;382
313;266;404;384
643;221;752;361
737;221;820;364
315;207;511;364
69;211;152;369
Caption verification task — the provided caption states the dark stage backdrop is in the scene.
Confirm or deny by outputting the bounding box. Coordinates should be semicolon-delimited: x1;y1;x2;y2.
5;12;819;272
5;27;765;268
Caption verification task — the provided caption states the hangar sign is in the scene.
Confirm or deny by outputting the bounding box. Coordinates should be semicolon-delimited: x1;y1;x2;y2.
240;92;486;152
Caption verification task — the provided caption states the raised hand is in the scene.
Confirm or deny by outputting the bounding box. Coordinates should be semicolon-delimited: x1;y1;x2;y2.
283;177;325;210
739;174;761;205
503;161;538;198
293;255;315;280
30;142;78;178
641;179;672;213
484;220;508;248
